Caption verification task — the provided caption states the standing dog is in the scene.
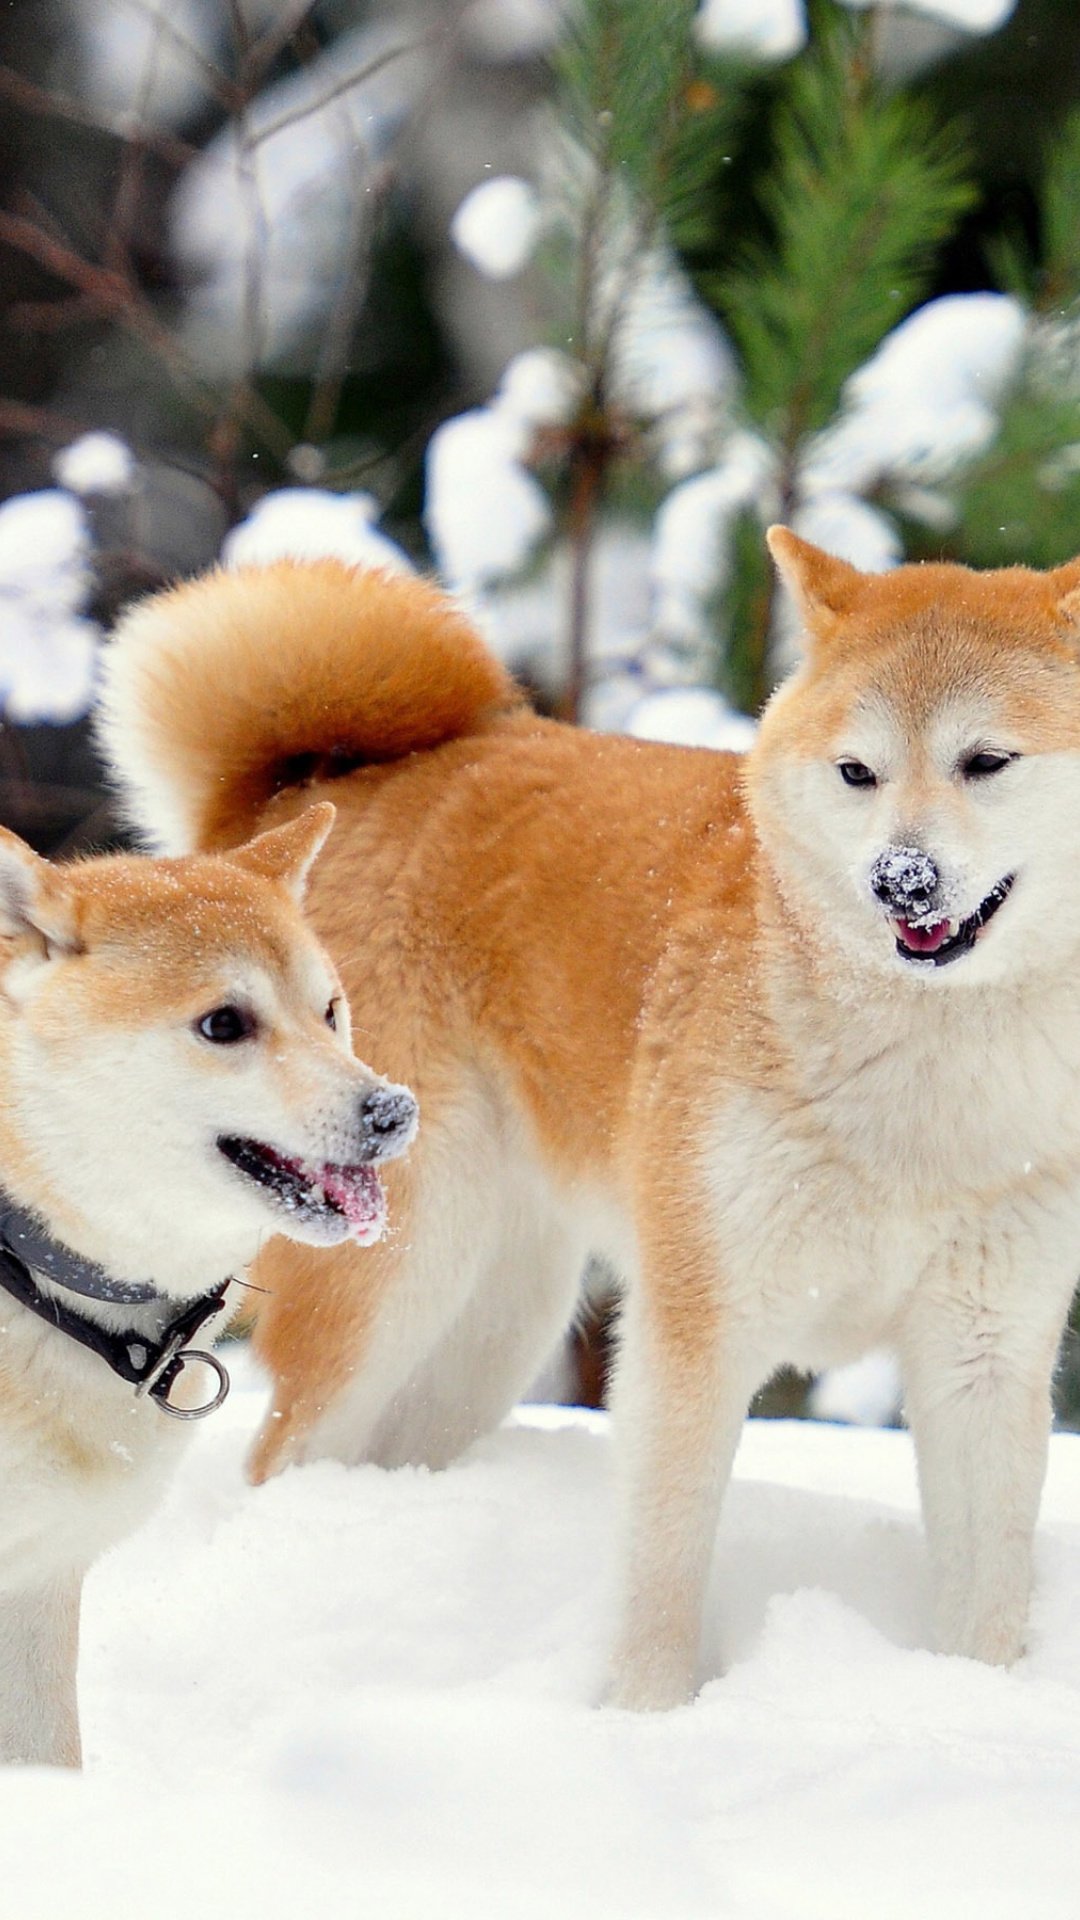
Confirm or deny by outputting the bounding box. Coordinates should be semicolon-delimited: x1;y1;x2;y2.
0;804;415;1761
100;537;1080;1709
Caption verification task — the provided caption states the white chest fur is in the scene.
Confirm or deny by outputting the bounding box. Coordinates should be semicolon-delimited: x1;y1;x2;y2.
0;1308;184;1592
701;976;1080;1377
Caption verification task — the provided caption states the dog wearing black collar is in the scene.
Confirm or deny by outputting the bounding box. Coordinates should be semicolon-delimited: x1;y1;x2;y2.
0;804;416;1764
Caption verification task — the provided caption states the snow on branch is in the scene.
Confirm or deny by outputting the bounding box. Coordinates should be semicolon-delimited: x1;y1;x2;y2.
0;492;100;725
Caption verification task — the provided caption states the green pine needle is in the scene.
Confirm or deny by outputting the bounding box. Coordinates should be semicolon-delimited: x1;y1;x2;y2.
715;8;974;444
918;354;1080;569
1039;108;1080;308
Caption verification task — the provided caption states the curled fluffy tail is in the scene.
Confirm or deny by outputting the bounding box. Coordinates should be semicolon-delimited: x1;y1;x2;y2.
99;559;522;851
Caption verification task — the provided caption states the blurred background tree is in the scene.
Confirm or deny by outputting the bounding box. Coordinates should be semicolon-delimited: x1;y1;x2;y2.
2;0;1080;1420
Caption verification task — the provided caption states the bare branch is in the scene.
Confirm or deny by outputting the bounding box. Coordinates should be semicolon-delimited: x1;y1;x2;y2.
248;1;322;87
303;156;392;447
0;206;294;460
104;0;171;274
251;34;429;146
225;0;268;375
297;9;473;455
12;187;83;251
7;294;106;333
225;0;253;65
0;62;194;169
0;399;87;443
0;0;466;530
0;208;132;308
200;0;274;511
105;0;240;110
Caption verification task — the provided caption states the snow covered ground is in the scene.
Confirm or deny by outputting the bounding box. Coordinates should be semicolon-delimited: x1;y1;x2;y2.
2;1352;1079;1918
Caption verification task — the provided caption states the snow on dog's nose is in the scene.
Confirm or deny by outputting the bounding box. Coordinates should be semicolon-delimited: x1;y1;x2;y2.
870;846;940;921
355;1083;418;1163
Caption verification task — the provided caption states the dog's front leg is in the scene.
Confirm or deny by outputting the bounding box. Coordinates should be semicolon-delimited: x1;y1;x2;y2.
900;1247;1074;1668
604;1272;756;1713
0;1572;82;1765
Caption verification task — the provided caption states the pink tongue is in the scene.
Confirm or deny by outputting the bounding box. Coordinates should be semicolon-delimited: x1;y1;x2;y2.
317;1163;387;1244
896;918;951;953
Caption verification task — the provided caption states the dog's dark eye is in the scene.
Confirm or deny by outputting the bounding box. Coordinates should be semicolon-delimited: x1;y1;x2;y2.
960;750;1015;780
325;999;338;1031
838;760;877;789
196;1005;256;1045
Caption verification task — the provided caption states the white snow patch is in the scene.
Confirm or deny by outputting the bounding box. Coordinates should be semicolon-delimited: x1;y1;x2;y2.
803;293;1028;496
792;493;902;573
0;491;99;724
451;176;543;280
171;25;428;370
611;250;736;435
626;686;757;751
71;0;223;126
651;434;775;643
3;1355;1076;1919
496;348;582;430
695;0;807;60
424;407;552;595
54;432;136;498
810;1350;905;1427
424;346;587;598
0;490;91;596
836;0;1016;30
473;521;653;703
222;489;413;574
542;139;736;471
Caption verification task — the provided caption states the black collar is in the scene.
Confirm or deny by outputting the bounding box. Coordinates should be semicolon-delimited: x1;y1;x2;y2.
0;1193;159;1304
0;1201;232;1420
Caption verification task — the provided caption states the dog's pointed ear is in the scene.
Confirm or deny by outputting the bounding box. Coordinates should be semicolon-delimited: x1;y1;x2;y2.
766;526;864;644
0;829;78;955
228;802;336;903
1051;554;1080;633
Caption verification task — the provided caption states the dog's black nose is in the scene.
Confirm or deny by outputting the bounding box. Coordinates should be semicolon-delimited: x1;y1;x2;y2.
357;1083;418;1162
870;846;940;916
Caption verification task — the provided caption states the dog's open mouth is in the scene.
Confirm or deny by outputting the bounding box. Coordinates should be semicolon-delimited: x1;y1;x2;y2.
217;1135;387;1245
892;875;1014;968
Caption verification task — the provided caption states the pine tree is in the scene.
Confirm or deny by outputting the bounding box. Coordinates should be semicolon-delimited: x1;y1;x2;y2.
907;109;1080;571
535;0;744;718
493;0;979;719
708;4;973;708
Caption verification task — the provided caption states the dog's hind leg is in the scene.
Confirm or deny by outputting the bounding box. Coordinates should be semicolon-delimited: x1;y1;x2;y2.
0;1572;82;1765
364;1213;589;1468
248;1225;476;1480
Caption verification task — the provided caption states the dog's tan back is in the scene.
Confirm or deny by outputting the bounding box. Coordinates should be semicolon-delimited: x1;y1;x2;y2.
101;541;1080;1709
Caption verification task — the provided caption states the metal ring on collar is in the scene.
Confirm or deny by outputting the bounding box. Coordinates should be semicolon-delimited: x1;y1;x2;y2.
140;1347;231;1420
